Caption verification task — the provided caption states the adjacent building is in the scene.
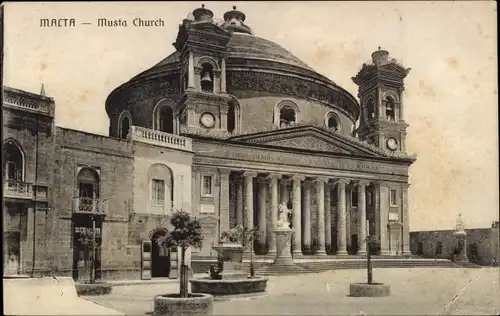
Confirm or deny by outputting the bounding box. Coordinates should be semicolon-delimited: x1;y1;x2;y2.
411;221;499;266
3;5;416;280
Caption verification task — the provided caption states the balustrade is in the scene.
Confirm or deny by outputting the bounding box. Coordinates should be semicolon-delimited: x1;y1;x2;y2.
130;126;192;151
4;181;33;199
73;197;108;215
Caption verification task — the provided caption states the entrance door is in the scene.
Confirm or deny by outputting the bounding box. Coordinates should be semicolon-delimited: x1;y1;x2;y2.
151;241;170;277
350;235;358;255
4;232;21;275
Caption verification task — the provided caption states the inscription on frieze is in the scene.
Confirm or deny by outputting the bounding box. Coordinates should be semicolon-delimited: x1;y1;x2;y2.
228;151;381;172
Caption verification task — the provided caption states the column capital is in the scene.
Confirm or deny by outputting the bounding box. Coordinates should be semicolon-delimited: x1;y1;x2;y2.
314;176;330;184
292;174;305;182
219;168;231;176
243;171;258;178
352;179;371;187
256;176;268;184
402;183;411;189
267;173;283;180
333;178;350;186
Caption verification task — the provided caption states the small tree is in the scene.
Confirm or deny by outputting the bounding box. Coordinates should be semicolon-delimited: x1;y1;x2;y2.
242;226;263;277
77;228;99;284
157;210;203;298
365;235;378;284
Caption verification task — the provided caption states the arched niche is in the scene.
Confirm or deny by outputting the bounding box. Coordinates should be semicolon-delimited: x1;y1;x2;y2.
3;138;25;182
148;163;174;215
153;99;177;134
325;111;341;132
274;100;300;127
117;110;132;139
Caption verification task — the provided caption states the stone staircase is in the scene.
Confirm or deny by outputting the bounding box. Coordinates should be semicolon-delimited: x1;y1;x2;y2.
191;255;475;276
240;257;458;276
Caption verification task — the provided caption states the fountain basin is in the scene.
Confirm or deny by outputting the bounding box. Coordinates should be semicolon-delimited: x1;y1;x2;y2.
189;276;268;296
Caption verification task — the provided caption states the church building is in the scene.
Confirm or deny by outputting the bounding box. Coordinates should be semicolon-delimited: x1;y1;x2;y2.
3;5;415;280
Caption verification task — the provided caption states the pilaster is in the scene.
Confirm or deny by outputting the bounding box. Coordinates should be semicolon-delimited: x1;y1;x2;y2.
219;169;231;234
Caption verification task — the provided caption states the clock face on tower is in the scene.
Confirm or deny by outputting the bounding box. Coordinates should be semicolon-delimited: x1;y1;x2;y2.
200;112;216;128
386;137;398;151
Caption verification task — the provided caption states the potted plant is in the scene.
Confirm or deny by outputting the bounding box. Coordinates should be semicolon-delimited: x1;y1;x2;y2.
74;226;112;296
154;210;213;316
349;235;390;297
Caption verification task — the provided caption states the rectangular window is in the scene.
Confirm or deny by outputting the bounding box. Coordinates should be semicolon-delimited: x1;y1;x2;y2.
351;189;358;208
202;175;213;197
390;189;398;206
152;179;165;205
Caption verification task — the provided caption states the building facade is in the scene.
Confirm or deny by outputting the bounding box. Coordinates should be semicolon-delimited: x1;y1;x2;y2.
3;5;416;280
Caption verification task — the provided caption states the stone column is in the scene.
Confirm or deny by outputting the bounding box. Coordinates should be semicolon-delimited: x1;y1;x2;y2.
221;57;227;93
302;180;312;251
267;174;282;256
292;175;304;256
219;169;231;234
257;177;268;251
324;182;332;253
316;177;327;256
188;51;195;90
336;179;349;255
235;177;244;226
402;183;410;254
379;182;390;255
244;172;257;230
280;178;289;205
399;88;404;121
357;181;369;255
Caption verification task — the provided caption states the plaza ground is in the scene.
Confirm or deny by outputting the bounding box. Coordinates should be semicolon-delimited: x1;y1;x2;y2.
82;267;499;315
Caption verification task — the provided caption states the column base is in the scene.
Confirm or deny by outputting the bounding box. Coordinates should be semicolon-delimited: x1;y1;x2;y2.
380;250;390;255
292;250;303;258
336;250;348;256
316;250;327;256
357;250;367;256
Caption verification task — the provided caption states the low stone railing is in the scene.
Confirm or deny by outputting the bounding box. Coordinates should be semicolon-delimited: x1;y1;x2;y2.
4;181;33;199
130;126;192;151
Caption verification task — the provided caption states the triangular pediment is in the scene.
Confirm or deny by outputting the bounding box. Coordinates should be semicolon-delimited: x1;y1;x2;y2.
229;125;385;157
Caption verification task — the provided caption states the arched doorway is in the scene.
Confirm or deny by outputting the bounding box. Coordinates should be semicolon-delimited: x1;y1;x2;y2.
150;227;170;278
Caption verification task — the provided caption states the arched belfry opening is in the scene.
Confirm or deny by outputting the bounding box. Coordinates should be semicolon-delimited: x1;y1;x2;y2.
200;63;214;93
385;96;396;121
366;98;375;119
227;103;236;133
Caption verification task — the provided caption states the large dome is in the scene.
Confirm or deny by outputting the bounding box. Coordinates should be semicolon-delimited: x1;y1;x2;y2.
134;33;316;80
106;10;360;122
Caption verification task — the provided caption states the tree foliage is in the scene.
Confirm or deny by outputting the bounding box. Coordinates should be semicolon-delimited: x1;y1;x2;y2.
156;210;204;250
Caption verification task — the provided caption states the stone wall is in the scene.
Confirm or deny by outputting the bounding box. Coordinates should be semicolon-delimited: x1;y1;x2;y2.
410;227;500;265
235;94;354;135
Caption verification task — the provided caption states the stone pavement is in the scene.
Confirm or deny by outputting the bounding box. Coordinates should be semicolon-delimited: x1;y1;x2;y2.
83;268;500;316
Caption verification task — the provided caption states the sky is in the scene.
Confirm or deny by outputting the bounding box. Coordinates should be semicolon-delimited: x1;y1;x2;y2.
3;1;498;231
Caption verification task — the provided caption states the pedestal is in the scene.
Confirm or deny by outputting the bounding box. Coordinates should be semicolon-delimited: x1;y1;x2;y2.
453;231;469;263
274;229;293;265
212;243;247;280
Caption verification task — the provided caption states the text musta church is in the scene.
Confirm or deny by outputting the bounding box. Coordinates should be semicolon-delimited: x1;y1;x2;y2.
3;5;415;280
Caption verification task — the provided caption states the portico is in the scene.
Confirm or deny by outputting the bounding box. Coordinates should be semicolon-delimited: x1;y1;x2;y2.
190;124;413;258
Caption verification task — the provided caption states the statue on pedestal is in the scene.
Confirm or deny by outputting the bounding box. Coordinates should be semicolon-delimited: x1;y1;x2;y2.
277;202;291;230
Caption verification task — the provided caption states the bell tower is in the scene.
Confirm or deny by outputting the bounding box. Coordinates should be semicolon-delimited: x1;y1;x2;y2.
352;48;411;152
174;4;232;132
